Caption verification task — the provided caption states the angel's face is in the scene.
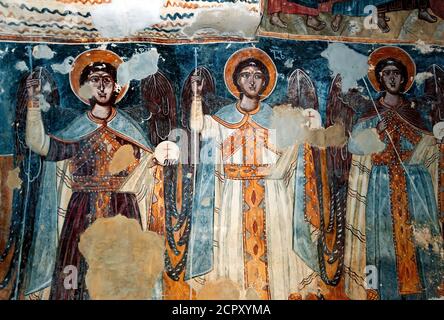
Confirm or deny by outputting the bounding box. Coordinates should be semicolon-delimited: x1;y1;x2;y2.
236;66;265;99
87;71;115;105
380;65;404;95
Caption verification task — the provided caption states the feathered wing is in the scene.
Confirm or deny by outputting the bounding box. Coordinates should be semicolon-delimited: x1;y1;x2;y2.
326;74;355;185
0;67;59;298
287;68;319;110
424;64;444;124
180;66;216;131
141;71;177;146
318;74;357;287
424;64;444;236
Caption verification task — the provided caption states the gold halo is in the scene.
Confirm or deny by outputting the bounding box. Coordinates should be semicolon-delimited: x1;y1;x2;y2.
224;47;277;101
368;46;416;93
69;49;129;105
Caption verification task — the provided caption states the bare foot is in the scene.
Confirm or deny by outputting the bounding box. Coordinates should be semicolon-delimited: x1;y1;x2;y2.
377;13;390;33
418;8;438;23
270;13;287;28
306;15;326;31
331;14;343;32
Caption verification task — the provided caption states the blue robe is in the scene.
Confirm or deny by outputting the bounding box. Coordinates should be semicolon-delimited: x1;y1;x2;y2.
349;111;443;299
332;0;393;16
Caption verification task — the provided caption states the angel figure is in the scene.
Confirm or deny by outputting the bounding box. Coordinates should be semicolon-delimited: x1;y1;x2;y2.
186;47;349;300
344;46;444;300
23;49;175;300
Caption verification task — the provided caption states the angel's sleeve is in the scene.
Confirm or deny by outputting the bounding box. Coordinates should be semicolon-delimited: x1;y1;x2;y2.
409;134;440;204
118;150;156;231
27;108;79;160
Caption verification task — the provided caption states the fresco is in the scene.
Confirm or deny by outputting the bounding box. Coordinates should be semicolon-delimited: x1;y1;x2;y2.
0;0;442;301
260;0;444;45
0;0;261;42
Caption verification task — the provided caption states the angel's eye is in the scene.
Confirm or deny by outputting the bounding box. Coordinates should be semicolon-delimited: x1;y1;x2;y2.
102;77;113;86
240;72;250;79
89;76;100;83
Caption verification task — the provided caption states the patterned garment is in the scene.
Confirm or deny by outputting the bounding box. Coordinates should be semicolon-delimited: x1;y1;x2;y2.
346;98;443;299
46;114;143;300
268;0;344;16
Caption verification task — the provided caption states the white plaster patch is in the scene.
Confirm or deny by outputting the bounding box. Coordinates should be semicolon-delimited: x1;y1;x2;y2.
415;71;434;86
32;45;55;60
183;3;260;39
51;56;75;75
351;128;385;154
321;43;368;93
413;40;443;54
90;0;163;38
15;61;29;72
117;49;159;85
284;58;294;68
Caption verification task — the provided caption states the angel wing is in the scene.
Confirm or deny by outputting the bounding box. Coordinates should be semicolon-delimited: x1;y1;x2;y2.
424;64;444;124
141;71;177;146
287;68;319;110
180;66;216;131
326;74;355;185
0;67;60;298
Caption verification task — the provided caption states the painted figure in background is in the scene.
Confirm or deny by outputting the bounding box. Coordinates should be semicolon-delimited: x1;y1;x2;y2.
344;46;443;300
186;48;322;299
23;49;166;300
268;0;344;32
377;0;438;33
330;0;437;33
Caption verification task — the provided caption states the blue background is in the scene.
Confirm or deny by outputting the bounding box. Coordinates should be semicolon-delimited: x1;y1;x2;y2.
1;37;443;154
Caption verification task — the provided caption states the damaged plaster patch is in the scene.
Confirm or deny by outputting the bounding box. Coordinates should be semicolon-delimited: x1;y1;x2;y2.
15;61;28;72
79;84;93;101
37;94;51;112
183;3;260;39
245;287;260;300
284;58;294;69
79;214;164;300
196;278;241;300
347;20;362;36
51;56;75;75
413;40;443;54
321;43;368;93
109;144;136;175
271;104;347;149
415;71;434;86
350;128;385;155
6;167;22;190
117;49;159;85
90;0;163;38
32;45;55;60
413;226;442;256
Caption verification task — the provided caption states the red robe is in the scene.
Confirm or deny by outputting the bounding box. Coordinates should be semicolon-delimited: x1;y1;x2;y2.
268;0;343;16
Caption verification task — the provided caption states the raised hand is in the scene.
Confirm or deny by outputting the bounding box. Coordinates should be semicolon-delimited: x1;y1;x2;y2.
26;76;41;109
377;117;388;134
191;71;204;98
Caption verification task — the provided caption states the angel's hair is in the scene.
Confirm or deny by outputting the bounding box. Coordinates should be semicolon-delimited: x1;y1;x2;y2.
232;58;270;97
79;62;117;86
375;58;408;92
